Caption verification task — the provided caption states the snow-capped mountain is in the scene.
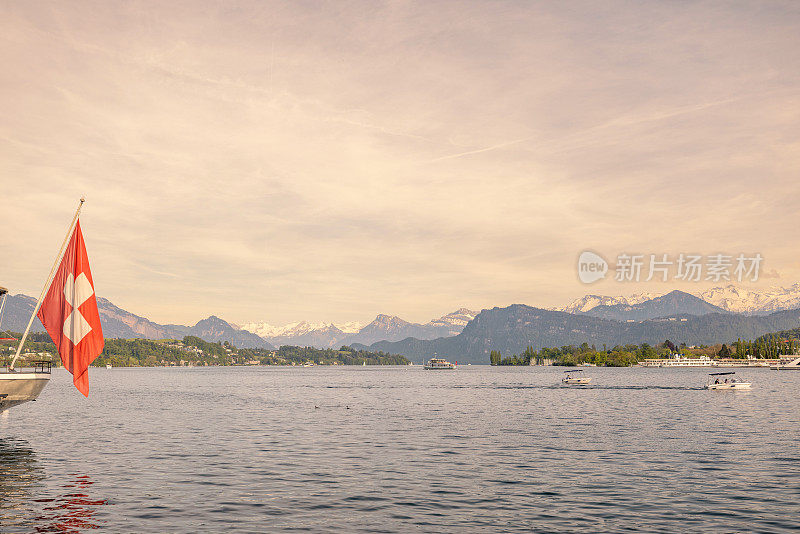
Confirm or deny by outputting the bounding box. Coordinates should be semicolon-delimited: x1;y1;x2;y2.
238;319;366;339
558;284;800;317
238;320;331;339
426;307;477;336
334;321;364;334
558;292;660;313
238;309;477;349
698;283;800;314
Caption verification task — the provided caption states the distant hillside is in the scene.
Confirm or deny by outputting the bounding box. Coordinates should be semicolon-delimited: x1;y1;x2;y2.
189;316;271;349
583;290;727;321
364;304;800;365
1;294;272;349
0;294;46;334
757;326;800;341
97;297;180;339
2;334;398;367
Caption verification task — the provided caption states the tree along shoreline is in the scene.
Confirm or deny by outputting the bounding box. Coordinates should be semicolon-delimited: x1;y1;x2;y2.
0;333;408;368
489;337;798;367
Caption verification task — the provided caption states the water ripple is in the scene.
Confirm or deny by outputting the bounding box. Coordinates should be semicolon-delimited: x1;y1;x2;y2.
0;366;798;532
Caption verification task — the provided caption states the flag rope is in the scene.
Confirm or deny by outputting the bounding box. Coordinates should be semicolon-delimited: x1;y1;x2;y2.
10;198;85;371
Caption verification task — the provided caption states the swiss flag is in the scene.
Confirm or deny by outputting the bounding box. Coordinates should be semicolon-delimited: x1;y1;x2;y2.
37;220;104;396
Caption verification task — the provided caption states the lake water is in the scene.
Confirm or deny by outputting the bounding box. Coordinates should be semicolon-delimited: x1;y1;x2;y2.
1;366;799;533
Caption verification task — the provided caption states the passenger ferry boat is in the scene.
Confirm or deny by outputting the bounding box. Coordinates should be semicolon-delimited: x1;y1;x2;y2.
639;354;715;367
639;354;781;368
705;371;751;390
424;357;456;370
562;369;592;385
771;356;800;370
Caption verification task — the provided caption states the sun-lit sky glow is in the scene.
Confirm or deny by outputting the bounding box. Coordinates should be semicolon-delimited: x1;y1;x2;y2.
2;1;799;326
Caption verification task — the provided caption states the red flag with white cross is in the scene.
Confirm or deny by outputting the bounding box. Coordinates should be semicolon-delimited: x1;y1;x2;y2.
37;220;104;396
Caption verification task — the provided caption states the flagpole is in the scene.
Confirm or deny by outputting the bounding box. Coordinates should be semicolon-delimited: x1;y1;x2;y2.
10;198;85;371
0;291;7;332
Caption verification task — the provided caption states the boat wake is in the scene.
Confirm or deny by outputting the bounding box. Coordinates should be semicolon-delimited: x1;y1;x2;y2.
494;385;706;391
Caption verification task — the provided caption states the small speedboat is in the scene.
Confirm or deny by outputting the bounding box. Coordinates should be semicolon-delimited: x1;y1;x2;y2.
562;369;592;385
705;371;751;390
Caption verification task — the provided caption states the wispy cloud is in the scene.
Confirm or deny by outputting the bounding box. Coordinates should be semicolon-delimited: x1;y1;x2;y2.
429;137;531;162
1;1;799;325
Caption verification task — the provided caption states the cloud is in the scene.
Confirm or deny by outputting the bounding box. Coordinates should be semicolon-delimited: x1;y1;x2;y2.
429;137;532;162
1;1;799;324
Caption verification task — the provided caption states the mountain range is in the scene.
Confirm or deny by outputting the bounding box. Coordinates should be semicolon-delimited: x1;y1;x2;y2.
237;285;800;349
239;308;477;348
0;294;272;349
557;292;659;314
697;284;800;314
0;292;477;351
578;291;727;321
362;303;800;365
559;283;800;316
2;284;800;361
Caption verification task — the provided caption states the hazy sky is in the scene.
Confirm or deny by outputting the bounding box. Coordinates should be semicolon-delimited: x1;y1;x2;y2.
2;1;799;326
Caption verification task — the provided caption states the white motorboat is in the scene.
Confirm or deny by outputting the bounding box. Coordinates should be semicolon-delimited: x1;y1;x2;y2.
705;371;751;390
562;369;592;385
0;286;52;412
424;357;456;370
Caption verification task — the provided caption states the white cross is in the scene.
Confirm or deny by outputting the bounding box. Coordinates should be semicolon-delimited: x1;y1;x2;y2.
63;272;94;344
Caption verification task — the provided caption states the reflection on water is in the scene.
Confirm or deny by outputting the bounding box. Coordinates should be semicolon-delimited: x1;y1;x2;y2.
0;437;46;524
0;438;107;533
32;475;108;533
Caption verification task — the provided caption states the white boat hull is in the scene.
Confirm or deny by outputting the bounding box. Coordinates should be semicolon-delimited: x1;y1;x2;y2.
0;374;51;412
562;377;592;385
705;382;751;390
